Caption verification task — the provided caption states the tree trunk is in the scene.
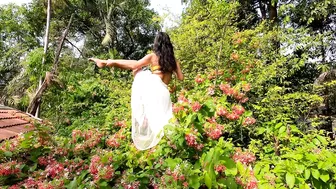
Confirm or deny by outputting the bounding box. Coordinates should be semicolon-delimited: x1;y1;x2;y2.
36;0;51;118
268;0;277;21
258;0;267;20
27;14;74;115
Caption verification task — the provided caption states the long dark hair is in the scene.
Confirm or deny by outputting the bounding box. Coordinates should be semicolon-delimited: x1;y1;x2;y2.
153;32;177;73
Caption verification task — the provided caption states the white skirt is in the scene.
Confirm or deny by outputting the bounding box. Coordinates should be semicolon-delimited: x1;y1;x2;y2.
131;70;173;150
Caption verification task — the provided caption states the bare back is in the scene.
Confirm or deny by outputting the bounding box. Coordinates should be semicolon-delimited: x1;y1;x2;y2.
150;54;173;85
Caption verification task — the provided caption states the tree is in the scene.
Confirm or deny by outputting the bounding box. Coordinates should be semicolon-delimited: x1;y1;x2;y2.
35;0;51;117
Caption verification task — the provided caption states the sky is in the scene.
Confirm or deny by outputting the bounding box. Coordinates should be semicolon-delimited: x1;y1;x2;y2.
0;0;184;29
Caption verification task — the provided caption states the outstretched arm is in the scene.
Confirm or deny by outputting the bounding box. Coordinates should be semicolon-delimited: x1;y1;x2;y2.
89;54;152;70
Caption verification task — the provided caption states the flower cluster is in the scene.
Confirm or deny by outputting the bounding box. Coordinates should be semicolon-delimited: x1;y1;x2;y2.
236;168;258;189
45;162;64;178
72;129;104;154
185;129;203;150
63;159;89;177
232;105;245;116
205;124;224;140
232;149;256;165
220;84;235;96
0;137;19;152
0;161;21;176
38;156;56;166
106;129;126;148
115;120;127;128
191;102;201;112
195;74;205;83
219;83;249;103
214;164;226;173
207;86;215;96
243;117;256;126
89;155;114;182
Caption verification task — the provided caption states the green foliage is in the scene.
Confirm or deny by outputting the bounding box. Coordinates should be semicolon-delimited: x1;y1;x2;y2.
0;0;336;188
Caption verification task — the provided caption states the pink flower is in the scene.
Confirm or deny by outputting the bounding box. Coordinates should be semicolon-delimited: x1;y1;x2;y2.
183;182;189;188
192;102;202;112
206;124;224;140
185;133;198;147
214;164;226;173
226;113;240;121
243;117;256;126
242;83;251;92
232;149;256;165
219;84;234;95
45;162;64;178
195;74;205;83
234;92;245;101
0;161;21;176
240;97;249;103
232;105;245;115
207;86;215;96
217;107;228;117
116;120;127;127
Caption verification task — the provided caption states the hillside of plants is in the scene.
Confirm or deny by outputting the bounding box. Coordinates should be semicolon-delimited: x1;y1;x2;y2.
0;0;336;188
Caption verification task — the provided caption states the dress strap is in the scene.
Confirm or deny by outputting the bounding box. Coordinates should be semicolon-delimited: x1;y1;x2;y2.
151;65;161;72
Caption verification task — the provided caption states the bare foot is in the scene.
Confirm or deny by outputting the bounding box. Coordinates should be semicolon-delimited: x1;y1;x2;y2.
88;58;106;68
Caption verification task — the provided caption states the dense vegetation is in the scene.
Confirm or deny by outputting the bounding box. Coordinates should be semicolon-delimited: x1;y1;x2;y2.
0;0;336;188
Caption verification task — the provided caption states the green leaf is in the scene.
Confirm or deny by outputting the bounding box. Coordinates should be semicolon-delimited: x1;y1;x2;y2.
316;135;328;145
189;175;200;189
313;138;321;146
312;169;320;180
275;123;282;129
221;177;237;189
4;151;12;157
320;173;330;182
257;127;266;135
68;178;78;189
223;157;237;176
286;172;295;188
186;114;197;126
204;172;212;189
29;163;37;172
304;169;311;180
279;126;286;134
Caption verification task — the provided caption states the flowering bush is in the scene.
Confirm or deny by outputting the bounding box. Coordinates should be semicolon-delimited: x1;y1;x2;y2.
1;1;336;189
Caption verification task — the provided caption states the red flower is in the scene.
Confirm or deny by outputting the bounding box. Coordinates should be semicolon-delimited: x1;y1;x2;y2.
206;124;223;140
217;107;228;117
192;102;202;112
214;164;226;173
241;67;250;74
243;117;256;126
185;133;197;147
234;92;245;101
232;105;245;116
206;117;217;124
116;120;127;127
240;97;249;103
242;83;251;92
173;104;185;114
226;113;240;121
195;74;205;83
183;182;189;188
220;84;236;95
231;53;239;61
232;149;256;165
178;95;189;103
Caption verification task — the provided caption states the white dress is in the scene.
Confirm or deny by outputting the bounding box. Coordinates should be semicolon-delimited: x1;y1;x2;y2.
131;70;173;150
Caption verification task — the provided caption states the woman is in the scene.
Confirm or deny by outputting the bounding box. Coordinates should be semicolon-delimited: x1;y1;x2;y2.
89;32;183;150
